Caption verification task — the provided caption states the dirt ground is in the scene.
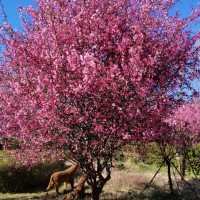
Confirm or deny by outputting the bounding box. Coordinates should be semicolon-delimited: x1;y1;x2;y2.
34;166;200;200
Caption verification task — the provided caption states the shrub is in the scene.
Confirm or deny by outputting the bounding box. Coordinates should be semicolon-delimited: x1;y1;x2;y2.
187;144;200;176
0;158;64;193
127;142;162;165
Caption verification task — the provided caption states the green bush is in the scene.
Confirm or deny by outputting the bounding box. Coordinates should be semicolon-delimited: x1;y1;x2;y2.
187;144;200;176
131;142;162;165
0;158;64;193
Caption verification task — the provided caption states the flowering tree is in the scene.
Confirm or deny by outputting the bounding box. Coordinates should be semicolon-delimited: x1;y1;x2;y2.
167;99;200;177
170;99;200;146
0;0;200;199
147;99;200;195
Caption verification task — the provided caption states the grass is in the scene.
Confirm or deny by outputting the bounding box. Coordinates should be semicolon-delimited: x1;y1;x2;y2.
0;192;45;200
0;155;199;200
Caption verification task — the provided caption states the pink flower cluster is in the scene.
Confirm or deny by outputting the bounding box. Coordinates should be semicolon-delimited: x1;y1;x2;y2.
168;99;200;147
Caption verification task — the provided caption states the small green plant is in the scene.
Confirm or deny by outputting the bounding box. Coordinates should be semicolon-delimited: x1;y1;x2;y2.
187;144;200;176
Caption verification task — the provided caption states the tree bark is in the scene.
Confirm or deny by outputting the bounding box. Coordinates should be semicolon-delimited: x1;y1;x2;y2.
165;156;174;195
180;153;186;180
92;187;102;200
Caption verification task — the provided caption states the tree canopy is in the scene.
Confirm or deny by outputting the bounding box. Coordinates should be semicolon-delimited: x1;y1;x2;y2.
0;0;200;199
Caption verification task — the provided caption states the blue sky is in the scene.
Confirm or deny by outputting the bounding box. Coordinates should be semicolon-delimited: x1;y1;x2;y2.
0;0;35;29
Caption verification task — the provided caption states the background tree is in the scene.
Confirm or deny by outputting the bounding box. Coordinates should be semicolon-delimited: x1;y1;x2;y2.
0;0;200;199
147;99;200;195
168;99;200;178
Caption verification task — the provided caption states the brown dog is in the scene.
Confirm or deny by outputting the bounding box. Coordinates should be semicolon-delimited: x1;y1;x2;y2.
46;164;78;194
62;176;86;200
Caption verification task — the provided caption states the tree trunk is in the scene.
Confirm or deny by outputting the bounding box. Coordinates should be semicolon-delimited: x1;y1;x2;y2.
92;187;102;200
165;156;174;195
86;158;112;200
180;153;186;180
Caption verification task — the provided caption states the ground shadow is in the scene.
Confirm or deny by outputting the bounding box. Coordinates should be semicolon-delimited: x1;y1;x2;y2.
101;189;179;200
100;181;200;200
175;178;200;200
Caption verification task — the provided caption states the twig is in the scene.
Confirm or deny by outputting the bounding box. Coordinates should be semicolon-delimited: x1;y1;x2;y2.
0;0;8;23
140;160;165;195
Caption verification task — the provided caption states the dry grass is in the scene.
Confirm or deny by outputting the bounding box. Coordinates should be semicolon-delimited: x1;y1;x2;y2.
0;159;199;200
0;192;45;200
104;169;167;192
99;159;170;200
